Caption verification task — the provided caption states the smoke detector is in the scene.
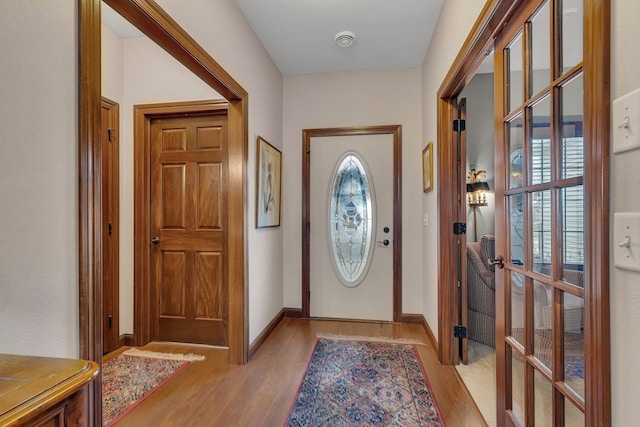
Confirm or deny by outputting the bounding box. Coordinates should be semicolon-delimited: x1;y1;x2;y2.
335;31;356;48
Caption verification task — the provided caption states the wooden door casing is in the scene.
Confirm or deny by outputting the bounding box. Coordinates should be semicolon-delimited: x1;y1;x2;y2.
101;97;119;354
301;125;403;322
149;113;229;346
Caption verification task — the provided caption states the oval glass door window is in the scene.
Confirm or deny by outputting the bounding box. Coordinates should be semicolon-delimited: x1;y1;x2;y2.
327;151;376;287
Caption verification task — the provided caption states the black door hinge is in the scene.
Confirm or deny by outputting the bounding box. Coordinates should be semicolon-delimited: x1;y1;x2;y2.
108;128;114;142
453;119;466;132
108;222;113;235
108;315;113;330
453;222;466;235
454;325;467;339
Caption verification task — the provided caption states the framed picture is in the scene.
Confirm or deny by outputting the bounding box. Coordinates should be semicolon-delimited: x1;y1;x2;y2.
256;136;282;228
422;141;434;192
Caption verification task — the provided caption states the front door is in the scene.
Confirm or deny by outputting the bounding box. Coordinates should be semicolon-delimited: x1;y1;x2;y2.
302;126;402;321
149;112;228;346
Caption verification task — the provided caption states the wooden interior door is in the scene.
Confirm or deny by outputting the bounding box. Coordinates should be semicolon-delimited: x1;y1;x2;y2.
456;98;469;365
101;97;119;354
150;112;228;346
494;0;588;424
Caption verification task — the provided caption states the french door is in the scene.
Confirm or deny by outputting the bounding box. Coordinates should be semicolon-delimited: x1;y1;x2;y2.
494;0;594;424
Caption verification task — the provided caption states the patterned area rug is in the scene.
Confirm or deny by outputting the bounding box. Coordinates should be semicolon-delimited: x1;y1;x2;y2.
102;349;203;426
285;338;445;426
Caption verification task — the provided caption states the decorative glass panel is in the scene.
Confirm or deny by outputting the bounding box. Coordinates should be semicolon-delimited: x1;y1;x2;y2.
561;186;584;285
531;96;552;185
561;74;584;179
508;32;524;113
532;190;552;274
511;348;526;425
562;0;583;74
564;293;585;399
565;399;585;426
510;272;526;345
534;369;553;427
509;194;525;266
531;2;551;97
509;116;524;189
533;281;554;370
328;152;376;287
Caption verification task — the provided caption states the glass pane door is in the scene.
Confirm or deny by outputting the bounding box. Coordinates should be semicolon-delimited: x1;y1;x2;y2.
496;0;586;424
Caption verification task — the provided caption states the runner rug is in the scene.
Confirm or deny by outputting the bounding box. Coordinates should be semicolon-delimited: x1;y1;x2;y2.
102;348;204;426
285;338;445;426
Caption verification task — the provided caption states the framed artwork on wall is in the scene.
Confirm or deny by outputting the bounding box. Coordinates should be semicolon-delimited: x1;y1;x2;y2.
256;136;282;228
422;141;434;192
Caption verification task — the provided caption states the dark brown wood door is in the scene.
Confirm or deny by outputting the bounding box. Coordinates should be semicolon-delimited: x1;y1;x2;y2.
150;113;228;346
101;98;119;354
456;98;469;365
494;0;588;424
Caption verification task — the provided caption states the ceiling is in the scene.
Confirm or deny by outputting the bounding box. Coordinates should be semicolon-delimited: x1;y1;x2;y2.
103;1;444;76
232;0;444;76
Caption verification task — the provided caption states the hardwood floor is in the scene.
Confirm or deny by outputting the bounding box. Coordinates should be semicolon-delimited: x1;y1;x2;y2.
106;318;486;426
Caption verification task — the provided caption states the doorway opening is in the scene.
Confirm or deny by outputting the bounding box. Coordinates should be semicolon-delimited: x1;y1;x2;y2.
79;0;249;423
454;54;498;426
436;0;610;425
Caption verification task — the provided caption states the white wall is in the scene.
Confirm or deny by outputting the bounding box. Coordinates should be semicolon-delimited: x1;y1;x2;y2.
461;72;496;241
610;0;640;424
0;0;78;358
102;25;123;106
282;67;424;314
421;0;487;340
155;0;284;343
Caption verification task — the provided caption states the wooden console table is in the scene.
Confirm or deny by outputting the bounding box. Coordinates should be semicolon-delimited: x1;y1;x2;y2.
0;354;99;426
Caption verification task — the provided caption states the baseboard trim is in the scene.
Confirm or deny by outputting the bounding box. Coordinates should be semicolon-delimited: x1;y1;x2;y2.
283;308;303;318
401;313;438;350
248;308;285;360
119;334;134;347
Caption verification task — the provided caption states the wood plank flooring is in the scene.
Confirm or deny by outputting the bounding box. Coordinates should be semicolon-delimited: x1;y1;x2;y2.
105;318;486;426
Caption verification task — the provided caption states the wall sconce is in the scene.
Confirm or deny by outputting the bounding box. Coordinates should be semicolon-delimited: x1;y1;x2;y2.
467;181;490;207
467;168;490;242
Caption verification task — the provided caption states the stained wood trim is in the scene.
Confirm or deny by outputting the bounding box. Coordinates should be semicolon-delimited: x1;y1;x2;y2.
227;97;249;365
119;334;134;347
437;0;522;98
301;125;402;322
78;1;102;425
401;313;438;350
283;308;303;318
583;0;611;424
103;0;246;101
437;96;458;364
248;308;285;359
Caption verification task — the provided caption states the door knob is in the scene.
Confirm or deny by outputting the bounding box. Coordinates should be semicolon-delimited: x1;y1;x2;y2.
488;256;505;269
151;236;161;245
376;239;390;247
